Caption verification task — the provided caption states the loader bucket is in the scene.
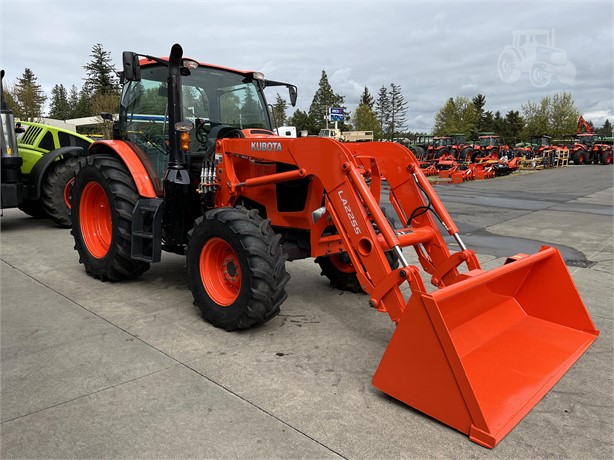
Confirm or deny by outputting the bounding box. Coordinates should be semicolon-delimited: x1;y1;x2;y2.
372;246;598;448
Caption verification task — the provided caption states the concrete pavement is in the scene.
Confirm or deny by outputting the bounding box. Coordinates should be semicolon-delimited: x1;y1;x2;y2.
1;165;612;458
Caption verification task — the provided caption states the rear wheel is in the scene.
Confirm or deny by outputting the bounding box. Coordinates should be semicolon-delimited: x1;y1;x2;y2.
571;150;584;165
71;155;149;281
41;157;79;227
187;207;289;331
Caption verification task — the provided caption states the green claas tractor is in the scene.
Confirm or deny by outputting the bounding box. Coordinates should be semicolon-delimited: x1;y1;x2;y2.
0;69;92;226
16;121;92;226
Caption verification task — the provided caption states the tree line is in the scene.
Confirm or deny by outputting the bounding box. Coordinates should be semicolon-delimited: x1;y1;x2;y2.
432;92;612;145
5;43;611;143
271;70;409;141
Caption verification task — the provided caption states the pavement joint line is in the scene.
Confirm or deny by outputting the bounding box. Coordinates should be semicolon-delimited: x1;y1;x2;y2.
0;260;347;458
180;361;347;459
0;366;174;425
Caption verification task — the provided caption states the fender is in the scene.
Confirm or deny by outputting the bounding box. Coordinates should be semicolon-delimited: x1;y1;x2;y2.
87;140;160;198
26;146;84;200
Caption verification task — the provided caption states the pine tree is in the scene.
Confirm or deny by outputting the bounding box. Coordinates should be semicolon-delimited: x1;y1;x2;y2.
472;94;486;134
374;85;390;139
271;93;288;127
67;84;80;118
360;86;374;109
308;70;345;133
388;83;408;140
48;84;71;119
597;119;612;137
73;85;93;118
503;110;524;145
83;43;119;96
287;109;314;134
13;68;47;121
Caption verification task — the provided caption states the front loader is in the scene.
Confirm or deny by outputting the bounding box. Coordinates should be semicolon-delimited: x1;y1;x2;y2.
70;44;598;448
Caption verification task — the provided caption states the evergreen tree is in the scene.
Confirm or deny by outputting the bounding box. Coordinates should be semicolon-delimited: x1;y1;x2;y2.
67;84;80;118
73;85;93;118
388;83;408;140
472;94;486;134
13;68;47;121
83;43;119;96
374;85;390;139
502;110;524;145
48;84;71;119
596;119;613;137
359;86;374;109
493;111;504;135
308;70;346;133
271;93;288;127
287;109;314;134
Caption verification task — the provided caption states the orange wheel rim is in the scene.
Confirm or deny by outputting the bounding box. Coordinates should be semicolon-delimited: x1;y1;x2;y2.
200;237;241;306
80;182;112;259
329;254;356;273
64;178;74;209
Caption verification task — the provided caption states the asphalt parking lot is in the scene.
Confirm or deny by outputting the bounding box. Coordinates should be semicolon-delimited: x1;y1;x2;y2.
1;165;612;459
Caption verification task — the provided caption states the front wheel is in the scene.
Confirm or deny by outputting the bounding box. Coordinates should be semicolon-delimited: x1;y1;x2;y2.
187;207;290;331
41;157;79;227
71;155;150;281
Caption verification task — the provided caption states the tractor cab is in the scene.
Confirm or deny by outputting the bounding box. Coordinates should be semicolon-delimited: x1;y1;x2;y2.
478;135;501;148
574;133;600;146
118;60;295;179
530;135;552;147
432;137;451;147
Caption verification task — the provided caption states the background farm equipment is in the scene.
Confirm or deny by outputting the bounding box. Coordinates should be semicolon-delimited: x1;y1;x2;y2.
567;118;613;165
69;44;598;448
0;70;92;226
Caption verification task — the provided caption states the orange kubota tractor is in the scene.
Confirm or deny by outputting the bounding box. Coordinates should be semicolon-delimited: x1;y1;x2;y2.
70;45;598;448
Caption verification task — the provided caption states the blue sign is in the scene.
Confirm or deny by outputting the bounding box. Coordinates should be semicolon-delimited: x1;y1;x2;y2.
329;107;344;115
329;114;344;122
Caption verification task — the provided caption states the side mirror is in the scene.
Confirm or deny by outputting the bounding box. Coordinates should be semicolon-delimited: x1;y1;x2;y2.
122;51;141;82
288;85;298;107
100;112;114;121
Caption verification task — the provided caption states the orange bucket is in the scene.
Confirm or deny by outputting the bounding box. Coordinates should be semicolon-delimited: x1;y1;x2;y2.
372;246;598;448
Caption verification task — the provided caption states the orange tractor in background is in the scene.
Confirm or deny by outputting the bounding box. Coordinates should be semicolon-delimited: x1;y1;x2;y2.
569;116;613;165
69;44;598;448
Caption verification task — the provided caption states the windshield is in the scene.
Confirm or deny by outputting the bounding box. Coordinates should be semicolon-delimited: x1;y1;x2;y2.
479;137;498;147
119;64;271;176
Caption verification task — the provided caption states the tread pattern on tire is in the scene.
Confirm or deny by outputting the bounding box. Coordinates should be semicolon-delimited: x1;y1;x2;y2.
41;157;79;227
71;155;150;281
188;207;289;331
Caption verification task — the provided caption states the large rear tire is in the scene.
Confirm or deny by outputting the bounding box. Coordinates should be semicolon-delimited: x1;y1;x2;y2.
41;157;79;227
71;155;150;281
187;207;290;331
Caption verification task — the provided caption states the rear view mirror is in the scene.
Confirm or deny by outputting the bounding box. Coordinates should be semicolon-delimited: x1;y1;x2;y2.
288;85;298;107
122;51;141;82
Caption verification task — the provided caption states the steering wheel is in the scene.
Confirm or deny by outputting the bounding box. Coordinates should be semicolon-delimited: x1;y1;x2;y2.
195;118;213;144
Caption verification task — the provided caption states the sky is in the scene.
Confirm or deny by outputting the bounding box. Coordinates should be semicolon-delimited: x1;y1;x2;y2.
1;0;613;133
